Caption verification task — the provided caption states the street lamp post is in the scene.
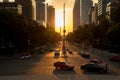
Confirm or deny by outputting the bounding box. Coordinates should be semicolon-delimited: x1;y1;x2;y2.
62;3;66;57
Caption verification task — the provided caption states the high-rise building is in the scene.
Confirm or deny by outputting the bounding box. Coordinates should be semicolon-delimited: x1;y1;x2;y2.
0;1;22;14
106;1;120;23
80;0;93;26
15;0;36;21
73;0;80;31
47;5;55;30
89;3;98;26
73;0;92;31
98;0;116;17
36;0;45;25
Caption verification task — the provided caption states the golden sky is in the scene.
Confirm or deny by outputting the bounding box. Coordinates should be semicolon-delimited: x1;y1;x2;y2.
0;0;98;34
48;0;98;34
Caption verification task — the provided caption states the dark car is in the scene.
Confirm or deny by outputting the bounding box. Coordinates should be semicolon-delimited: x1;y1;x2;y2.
89;58;104;64
81;63;107;73
81;52;90;58
54;61;74;70
18;53;32;59
110;55;120;62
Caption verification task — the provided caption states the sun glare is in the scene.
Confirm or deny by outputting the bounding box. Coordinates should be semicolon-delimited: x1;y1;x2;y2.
55;10;63;28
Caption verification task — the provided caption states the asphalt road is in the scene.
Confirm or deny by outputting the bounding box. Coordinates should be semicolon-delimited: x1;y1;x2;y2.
0;42;120;80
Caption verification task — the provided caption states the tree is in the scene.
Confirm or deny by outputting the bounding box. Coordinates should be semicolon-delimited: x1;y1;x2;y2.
0;9;28;51
107;23;120;46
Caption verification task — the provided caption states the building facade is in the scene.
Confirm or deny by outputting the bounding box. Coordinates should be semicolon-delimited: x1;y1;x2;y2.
0;1;22;14
80;0;93;26
73;0;80;31
15;0;36;21
97;0;116;17
36;0;45;25
106;1;120;23
89;3;98;26
47;5;55;30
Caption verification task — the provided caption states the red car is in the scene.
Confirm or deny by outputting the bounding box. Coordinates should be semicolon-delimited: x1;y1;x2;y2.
54;61;74;70
110;55;120;62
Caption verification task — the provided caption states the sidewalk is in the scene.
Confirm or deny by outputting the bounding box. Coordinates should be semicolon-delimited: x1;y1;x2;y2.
89;47;120;61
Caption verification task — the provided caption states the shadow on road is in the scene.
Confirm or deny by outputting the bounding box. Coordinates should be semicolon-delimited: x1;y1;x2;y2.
83;71;110;75
53;69;76;80
0;53;47;75
53;68;76;74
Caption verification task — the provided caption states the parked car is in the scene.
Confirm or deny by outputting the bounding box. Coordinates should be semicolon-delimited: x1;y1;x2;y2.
110;55;120;62
49;47;54;51
18;53;32;59
81;63;108;73
68;49;73;53
54;61;74;70
78;50;85;55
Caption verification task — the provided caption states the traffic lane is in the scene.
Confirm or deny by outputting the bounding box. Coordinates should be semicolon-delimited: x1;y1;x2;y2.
66;50;119;75
0;51;56;75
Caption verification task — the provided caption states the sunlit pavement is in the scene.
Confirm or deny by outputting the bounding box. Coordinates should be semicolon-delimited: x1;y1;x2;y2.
0;42;120;80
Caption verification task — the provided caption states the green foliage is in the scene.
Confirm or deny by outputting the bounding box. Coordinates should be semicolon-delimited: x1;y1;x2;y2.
0;9;61;54
107;23;120;46
111;5;120;24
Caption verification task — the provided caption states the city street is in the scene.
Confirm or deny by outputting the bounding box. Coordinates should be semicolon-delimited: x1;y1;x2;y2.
0;42;120;80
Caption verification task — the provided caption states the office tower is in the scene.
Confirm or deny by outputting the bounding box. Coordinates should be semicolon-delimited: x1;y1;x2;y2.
80;0;93;26
106;1;120;23
73;0;80;31
15;0;36;21
98;0;115;17
47;5;55;30
0;1;22;14
36;0;45;25
89;3;98;26
73;0;92;31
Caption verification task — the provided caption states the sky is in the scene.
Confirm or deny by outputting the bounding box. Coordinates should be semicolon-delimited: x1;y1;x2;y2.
47;0;98;34
0;0;98;34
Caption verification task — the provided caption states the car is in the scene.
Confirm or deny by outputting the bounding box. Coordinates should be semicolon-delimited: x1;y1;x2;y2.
78;50;85;55
81;63;108;73
89;58;104;64
68;49;73;53
18;53;32;59
88;58;107;68
54;61;74;70
81;52;90;58
49;47;54;51
54;49;60;56
110;55;120;62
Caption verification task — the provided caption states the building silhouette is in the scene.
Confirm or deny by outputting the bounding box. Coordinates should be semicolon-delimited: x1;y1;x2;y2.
15;0;36;21
36;0;45;25
80;0;93;26
73;0;92;31
0;1;22;14
73;0;80;31
47;5;55;30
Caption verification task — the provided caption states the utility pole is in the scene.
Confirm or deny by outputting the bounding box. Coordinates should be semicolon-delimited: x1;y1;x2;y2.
62;3;66;57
